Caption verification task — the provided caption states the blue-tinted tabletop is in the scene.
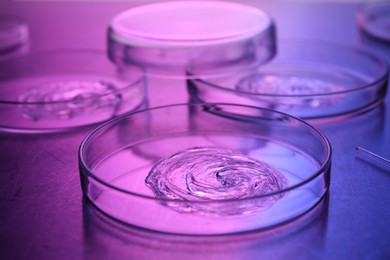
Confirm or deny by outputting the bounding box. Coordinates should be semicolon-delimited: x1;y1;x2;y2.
0;1;389;259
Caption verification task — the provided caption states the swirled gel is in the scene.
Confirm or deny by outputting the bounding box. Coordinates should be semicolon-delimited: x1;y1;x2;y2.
145;147;287;216
19;80;121;121
236;74;344;107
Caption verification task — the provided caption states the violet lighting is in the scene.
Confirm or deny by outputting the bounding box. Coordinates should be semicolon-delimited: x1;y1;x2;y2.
108;1;276;78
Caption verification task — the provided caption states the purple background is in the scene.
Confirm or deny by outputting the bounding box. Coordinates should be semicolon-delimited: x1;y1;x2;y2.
1;1;390;259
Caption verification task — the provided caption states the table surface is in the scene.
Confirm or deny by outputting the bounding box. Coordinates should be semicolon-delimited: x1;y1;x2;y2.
1;1;390;259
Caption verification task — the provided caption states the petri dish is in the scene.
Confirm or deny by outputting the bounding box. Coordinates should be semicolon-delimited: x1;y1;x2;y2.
108;1;276;78
83;192;329;256
0;50;146;133
79;103;331;235
188;41;389;123
357;2;390;42
0;16;29;56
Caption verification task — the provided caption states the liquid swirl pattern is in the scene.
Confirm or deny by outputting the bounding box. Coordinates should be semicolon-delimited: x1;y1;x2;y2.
145;147;287;216
236;73;344;107
20;80;121;121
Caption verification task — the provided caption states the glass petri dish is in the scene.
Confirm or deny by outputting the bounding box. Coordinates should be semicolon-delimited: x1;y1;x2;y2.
0;16;29;56
83;192;329;255
357;2;390;42
0;50;146;133
79;103;331;235
188;41;388;123
108;1;276;78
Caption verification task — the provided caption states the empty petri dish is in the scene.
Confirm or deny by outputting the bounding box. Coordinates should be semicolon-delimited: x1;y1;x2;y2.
108;1;276;78
79;103;331;235
357;2;390;42
0;16;29;55
188;41;388;123
0;50;146;133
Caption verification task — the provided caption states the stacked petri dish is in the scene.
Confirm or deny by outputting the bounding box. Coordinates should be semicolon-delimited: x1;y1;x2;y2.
108;1;276;79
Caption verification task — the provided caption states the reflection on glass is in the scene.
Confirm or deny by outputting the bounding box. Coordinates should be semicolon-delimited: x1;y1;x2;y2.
0;16;29;60
82;194;329;259
357;3;390;42
79;104;331;235
0;51;146;133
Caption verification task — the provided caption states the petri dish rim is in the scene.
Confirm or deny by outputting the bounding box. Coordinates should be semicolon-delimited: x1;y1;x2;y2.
0;48;146;105
108;1;276;79
357;2;390;42
189;41;389;98
78;103;332;203
84;190;330;237
0;48;147;133
110;1;273;47
0;15;29;53
0;77;145;105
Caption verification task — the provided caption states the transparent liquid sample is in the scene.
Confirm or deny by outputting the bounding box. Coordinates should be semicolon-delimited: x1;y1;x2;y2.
19;80;122;121
90;133;322;233
236;73;345;108
145;146;287;216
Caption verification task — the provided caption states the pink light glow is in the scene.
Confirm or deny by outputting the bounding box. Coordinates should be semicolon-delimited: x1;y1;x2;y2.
110;1;272;47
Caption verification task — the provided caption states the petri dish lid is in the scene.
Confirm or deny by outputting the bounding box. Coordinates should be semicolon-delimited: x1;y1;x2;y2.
357;2;390;42
108;1;276;78
0;16;29;54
